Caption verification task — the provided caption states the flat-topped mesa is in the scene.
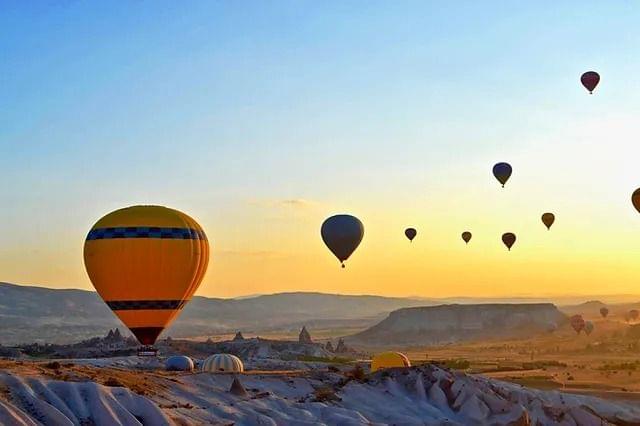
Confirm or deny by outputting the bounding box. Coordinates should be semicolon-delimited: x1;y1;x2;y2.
347;303;566;347
299;326;312;344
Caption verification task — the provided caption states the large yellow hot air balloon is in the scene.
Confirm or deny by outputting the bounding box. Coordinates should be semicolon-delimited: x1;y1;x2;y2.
371;351;411;372
84;206;209;346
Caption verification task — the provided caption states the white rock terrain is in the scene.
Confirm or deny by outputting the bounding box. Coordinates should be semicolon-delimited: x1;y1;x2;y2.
1;360;639;425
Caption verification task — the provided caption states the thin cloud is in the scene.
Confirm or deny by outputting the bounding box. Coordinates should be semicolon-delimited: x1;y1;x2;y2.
246;198;320;210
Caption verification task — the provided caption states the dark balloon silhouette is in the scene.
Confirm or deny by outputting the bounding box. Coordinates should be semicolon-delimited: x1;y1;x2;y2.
632;188;640;213
461;231;472;244
404;228;417;242
584;321;594;336
541;213;555;230
321;214;364;268
492;163;512;187
600;307;609;318
501;232;516;250
580;71;600;94
570;314;585;334
630;309;639;322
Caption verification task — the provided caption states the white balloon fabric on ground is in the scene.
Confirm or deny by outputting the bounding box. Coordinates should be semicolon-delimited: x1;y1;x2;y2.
201;354;244;373
165;355;194;372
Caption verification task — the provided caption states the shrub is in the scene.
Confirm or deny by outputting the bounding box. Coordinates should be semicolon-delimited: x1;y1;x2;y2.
313;387;340;402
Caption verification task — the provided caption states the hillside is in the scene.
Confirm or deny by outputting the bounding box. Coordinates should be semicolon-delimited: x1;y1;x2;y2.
347;303;566;347
0;283;429;344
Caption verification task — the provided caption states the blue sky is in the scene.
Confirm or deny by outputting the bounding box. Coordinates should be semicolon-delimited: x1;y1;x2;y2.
2;2;640;297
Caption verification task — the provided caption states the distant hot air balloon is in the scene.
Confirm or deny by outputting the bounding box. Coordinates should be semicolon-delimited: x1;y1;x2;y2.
461;231;472;244
570;315;585;334
405;228;417;242
630;309;639;322
84;206;209;347
599;307;609;318
502;232;516;251
321;214;364;268
492;162;512;188
371;352;411;373
580;71;600;94
584;321;594;336
632;188;640;213
541;213;555;230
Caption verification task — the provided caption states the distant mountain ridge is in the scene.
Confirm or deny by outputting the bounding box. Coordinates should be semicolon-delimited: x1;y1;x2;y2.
0;282;430;345
2;282;639;345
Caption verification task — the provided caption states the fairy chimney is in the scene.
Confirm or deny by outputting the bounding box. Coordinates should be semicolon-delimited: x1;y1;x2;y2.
299;326;312;344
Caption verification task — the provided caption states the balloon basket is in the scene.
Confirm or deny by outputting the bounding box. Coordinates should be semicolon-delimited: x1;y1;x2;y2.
137;346;159;357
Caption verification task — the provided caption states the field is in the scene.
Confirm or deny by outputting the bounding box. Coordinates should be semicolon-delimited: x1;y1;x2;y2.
399;317;640;403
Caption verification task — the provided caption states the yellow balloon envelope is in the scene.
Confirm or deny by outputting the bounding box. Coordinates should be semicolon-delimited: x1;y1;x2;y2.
371;351;411;372
83;206;209;345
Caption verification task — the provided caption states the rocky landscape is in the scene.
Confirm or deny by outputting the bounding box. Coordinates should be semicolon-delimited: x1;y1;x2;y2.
1;358;639;425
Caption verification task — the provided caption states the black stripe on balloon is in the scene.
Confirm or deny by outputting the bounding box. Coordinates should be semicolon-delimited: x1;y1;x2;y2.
86;227;207;241
106;300;186;310
131;327;165;345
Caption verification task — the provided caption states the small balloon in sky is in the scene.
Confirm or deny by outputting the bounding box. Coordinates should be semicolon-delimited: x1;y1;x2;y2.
599;307;609;318
492;163;512;188
632;188;640;213
541;213;555;230
321;214;364;268
461;231;472;244
580;71;600;94
501;232;516;251
404;228;417;242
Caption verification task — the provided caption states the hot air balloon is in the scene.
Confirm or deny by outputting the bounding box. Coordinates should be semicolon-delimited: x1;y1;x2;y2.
632;188;640;213
541;213;555;230
502;232;516;250
461;231;472;244
84;206;209;348
630;309;639;322
570;315;585;334
371;352;411;373
580;71;600;94
165;355;195;372
492;163;512;187
584;321;594;336
405;228;417;242
202;354;244;373
599;307;609;318
321;214;364;268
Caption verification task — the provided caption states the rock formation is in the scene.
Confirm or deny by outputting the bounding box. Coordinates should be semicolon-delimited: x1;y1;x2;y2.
348;303;567;346
298;326;312;344
233;332;245;341
229;376;249;397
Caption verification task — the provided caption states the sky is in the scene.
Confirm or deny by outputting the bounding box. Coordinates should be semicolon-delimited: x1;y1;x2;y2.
1;1;640;299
